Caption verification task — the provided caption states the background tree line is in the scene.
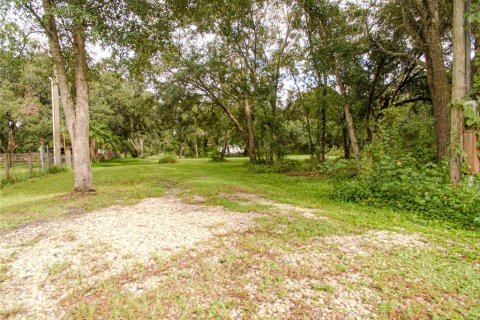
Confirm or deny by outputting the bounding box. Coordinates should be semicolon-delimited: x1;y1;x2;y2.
1;0;479;199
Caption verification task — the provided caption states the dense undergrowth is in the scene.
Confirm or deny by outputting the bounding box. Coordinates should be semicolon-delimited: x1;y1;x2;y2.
332;157;480;229
247;156;479;229
247;106;480;230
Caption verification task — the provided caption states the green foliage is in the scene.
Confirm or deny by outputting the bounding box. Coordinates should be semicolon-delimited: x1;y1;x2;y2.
331;106;479;229
246;159;303;173
372;106;437;164
158;154;177;164
461;100;480;129
208;150;225;162
46;166;68;174
333;155;480;229
316;158;357;180
467;1;480;24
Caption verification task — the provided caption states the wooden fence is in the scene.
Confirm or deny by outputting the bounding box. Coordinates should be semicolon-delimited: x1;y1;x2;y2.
0;152;42;163
1;146;72;172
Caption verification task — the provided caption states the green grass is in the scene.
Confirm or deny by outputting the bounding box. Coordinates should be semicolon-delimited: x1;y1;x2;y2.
1;157;479;319
1;157;478;238
47;260;72;276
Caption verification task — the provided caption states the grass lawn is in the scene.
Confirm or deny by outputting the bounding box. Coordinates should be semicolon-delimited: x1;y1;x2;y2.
1;158;479;318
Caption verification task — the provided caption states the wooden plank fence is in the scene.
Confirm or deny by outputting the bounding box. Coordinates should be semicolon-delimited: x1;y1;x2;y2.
1;146;72;167
0;153;42;162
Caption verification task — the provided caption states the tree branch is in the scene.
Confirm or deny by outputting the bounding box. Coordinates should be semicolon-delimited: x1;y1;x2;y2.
365;20;426;68
23;3;51;37
393;97;432;106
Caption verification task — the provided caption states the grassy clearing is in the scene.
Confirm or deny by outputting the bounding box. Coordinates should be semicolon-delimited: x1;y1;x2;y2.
0;162;43;181
1;158;479;318
1;158;477;236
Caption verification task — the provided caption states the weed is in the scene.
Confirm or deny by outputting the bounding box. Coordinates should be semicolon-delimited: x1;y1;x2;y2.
47;260;72;276
311;283;335;292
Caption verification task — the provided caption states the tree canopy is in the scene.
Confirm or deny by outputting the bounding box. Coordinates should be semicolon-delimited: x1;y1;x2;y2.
1;0;479;190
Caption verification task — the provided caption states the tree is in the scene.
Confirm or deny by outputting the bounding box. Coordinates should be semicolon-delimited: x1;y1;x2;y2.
370;0;452;161
0;22;51;169
450;0;466;186
16;0;93;191
89;68;163;158
299;0;362;170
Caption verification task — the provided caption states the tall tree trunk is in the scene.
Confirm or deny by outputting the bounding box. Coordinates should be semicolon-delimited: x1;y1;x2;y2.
342;123;350;160
3;152;10;180
332;61;361;170
269;98;277;162
72;21;94;191
90;139;97;162
42;0;93;192
221;130;229;160
315;89;327;163
320;100;327;162
194;138;199;158
243;98;255;162
7;125;14;167
319;73;328;162
179;143;184;158
52;67;62;166
403;0;451;161
305;112;315;158
425;44;451;162
450;0;466;186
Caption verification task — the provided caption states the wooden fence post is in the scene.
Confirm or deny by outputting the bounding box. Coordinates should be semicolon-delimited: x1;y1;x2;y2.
3;152;10;180
28;152;33;177
46;145;50;170
464;129;480;174
39;145;45;169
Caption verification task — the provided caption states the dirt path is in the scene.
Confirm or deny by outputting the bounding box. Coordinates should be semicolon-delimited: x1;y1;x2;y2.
0;193;429;319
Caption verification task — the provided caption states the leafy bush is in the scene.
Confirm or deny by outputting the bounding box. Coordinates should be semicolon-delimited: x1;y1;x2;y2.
316;158;357;180
246;159;303;173
329;105;480;229
158;154;177;164
332;155;480;229
46;165;68;174
208;150;226;162
373;106;437;164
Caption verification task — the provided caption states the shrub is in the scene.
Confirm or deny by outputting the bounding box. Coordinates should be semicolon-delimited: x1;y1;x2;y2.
208;150;226;162
316;158;357;180
158;154;177;164
47;165;68;174
246;159;303;173
332;155;480;229
374;106;437;163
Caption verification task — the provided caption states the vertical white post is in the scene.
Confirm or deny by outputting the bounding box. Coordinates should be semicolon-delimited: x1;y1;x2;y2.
50;68;61;166
39;145;45;169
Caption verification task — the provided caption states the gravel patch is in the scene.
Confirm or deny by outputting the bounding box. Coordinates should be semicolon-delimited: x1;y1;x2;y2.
322;230;430;256
0;191;432;320
224;192;328;220
0;195;258;319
